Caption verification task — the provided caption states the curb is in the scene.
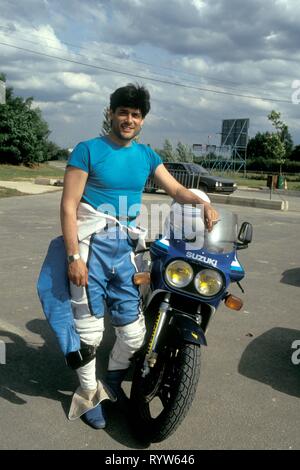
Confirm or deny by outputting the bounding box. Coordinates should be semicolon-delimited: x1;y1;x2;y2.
144;191;289;211
35;178;63;186
209;193;288;211
238;186;300;198
35;181;288;211
0;180;62;195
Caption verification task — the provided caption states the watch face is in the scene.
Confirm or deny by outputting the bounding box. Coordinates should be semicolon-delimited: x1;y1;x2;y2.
68;254;80;263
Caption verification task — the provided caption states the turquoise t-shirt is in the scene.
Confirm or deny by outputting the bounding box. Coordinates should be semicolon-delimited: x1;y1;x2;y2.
67;136;162;218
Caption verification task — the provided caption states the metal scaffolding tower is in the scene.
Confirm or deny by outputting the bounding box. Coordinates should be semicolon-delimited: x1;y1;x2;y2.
194;118;250;173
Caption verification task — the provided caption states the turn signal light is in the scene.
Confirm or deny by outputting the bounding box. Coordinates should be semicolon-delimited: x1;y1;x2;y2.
133;272;151;285
224;294;243;311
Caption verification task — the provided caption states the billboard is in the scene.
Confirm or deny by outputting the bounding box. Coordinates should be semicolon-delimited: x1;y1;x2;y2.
206;144;216;154
0;80;5;104
221;118;249;148
192;144;203;153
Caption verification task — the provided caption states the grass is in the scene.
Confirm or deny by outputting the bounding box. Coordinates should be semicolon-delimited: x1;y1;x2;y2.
211;171;300;191
235;177;300;191
0;163;65;181
0;186;27;198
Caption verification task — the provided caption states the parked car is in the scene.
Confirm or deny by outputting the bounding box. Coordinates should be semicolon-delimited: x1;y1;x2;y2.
145;162;237;194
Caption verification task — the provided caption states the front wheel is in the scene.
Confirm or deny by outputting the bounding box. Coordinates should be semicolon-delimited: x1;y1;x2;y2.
130;343;201;442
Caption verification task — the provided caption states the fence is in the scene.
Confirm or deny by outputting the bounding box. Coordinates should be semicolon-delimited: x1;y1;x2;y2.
145;170;203;192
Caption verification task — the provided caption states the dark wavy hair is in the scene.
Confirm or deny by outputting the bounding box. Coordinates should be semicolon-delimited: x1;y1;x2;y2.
110;83;151;117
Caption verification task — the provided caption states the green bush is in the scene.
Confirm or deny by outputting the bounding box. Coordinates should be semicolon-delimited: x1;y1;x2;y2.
246;158;300;173
0;78;68;166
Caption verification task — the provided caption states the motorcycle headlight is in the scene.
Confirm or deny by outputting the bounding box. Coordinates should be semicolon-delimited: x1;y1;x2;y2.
165;260;193;288
194;269;223;296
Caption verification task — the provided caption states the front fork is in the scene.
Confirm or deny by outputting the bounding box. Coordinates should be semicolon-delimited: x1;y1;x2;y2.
141;293;207;377
142;293;171;377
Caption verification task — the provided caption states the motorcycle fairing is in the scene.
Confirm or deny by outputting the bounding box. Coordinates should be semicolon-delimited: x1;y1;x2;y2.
151;237;245;293
169;313;207;346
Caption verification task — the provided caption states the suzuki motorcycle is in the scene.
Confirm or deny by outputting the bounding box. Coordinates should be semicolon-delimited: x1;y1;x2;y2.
130;202;253;443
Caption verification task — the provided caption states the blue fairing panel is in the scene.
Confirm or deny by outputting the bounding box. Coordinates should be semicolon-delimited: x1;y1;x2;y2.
36;236;80;355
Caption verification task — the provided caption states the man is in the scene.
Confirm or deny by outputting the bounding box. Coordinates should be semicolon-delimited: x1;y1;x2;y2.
61;83;218;429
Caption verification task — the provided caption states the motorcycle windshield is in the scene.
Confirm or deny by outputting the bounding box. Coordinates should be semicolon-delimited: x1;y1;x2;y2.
203;208;238;254
165;205;238;254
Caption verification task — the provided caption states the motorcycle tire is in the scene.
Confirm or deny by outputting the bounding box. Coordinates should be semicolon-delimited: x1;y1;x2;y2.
130;343;201;443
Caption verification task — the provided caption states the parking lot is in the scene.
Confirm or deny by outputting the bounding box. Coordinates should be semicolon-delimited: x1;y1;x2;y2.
0;191;299;450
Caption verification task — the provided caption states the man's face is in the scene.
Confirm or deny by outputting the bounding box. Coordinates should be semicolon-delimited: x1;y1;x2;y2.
109;106;144;143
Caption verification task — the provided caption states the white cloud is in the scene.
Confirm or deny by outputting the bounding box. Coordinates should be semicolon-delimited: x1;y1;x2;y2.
191;0;205;9
33;100;66;111
70;91;99;102
60;72;99;91
0;0;299;148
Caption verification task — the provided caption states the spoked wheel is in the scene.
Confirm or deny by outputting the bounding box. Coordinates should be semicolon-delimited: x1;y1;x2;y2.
130;343;201;442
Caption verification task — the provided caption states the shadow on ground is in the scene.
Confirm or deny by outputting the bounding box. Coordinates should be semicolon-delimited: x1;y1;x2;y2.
0;318;149;449
238;327;300;398
0;320;74;411
280;268;300;287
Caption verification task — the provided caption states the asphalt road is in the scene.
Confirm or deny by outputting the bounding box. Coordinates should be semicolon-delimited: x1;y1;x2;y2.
0;192;299;450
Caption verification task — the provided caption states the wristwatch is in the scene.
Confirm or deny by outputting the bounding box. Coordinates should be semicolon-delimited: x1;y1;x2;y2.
68;253;81;264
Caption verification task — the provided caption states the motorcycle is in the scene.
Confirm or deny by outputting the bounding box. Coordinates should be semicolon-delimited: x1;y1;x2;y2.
130;195;253;442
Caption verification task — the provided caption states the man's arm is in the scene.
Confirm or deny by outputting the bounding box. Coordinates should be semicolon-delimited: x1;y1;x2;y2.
60;166;89;286
153;164;219;231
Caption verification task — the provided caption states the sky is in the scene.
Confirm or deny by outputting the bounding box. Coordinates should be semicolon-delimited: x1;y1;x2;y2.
0;0;299;150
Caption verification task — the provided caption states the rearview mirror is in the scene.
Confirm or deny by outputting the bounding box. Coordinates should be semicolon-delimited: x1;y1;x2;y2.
237;222;253;249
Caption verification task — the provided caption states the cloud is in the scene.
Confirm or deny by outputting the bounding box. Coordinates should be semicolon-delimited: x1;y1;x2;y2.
84;0;300;62
60;72;99;92
0;0;299;148
70;91;100;102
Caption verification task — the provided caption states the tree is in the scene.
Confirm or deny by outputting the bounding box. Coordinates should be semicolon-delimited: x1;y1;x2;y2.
247;132;270;159
176;141;194;162
247;132;285;163
158;139;177;162
290;145;300;162
44;141;69;160
100;106;111;136
0;79;51;165
264;133;285;164
268;110;293;162
247;111;294;173
281;125;293;158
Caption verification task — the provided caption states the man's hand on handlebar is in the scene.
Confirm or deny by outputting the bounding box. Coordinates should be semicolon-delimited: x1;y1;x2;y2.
204;204;219;232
